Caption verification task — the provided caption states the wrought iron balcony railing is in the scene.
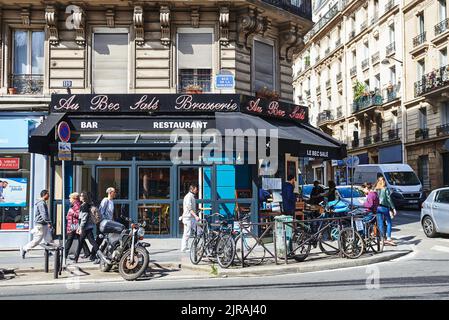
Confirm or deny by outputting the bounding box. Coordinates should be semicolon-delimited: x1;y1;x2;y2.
336;72;342;82
415;128;429;140
437;123;449;136
414;65;449;97
325;48;331;56
335;39;342;47
349;30;356;40
360;21;368;32
261;0;312;19
413;32;427;47
325;79;331;88
386;42;396;56
371;14;379;25
372;52;380;64
350;66;357;77
352;94;383;113
435;18;449;36
304;2;339;40
388;128;400;140
305;89;311;97
316;85;321;95
336;106;343;118
362;58;370;70
9;74;44;95
385;83;400;102
385;0;395;13
317;110;334;124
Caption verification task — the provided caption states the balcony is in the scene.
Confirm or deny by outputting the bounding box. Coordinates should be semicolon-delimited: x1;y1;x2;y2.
371;14;379;25
304;57;311;68
352;94;383;113
414;65;449;97
371;52;380;64
316;54;321;63
385;0;395;13
336;72;342;82
325;80;331;89
435;18;449;37
9;74;44;95
336;106;343;118
325;48;331;56
316;85;321;95
261;0;312;19
388;128;400;140
362;58;370;70
305;2;339;40
317;110;334;125
385;83;400;102
437;123;449;136
305;89;311;97
415;128;429;140
360;21;368;32
413;32;427;47
335;39;342;47
350;66;357;77
349;30;356;40
386;42;396;56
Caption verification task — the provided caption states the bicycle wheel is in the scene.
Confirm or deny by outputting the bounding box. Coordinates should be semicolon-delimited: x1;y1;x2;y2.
190;235;205;265
235;233;267;266
291;227;311;262
368;223;384;253
318;224;341;256
216;234;236;268
339;227;365;259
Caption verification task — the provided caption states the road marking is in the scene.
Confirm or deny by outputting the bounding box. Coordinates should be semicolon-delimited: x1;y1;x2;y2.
431;245;449;253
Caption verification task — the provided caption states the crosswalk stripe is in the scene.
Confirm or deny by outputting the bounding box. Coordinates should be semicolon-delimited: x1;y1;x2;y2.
431;245;449;253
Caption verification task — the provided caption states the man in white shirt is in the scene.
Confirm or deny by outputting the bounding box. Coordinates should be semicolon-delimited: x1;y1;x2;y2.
181;185;200;252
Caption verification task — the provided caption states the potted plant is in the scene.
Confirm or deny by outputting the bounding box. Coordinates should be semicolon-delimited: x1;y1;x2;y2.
8;87;17;95
184;84;203;94
353;80;367;101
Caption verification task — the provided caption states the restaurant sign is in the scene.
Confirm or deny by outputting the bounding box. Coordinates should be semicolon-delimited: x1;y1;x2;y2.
50;94;309;124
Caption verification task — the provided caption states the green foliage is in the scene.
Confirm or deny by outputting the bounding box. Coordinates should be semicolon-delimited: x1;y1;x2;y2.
353;80;367;101
210;263;218;276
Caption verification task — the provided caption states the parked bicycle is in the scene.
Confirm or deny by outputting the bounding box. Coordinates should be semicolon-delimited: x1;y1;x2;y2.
338;207;366;259
234;212;267;266
190;213;236;268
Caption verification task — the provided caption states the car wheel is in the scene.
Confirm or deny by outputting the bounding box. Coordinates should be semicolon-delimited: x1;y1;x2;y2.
422;216;437;238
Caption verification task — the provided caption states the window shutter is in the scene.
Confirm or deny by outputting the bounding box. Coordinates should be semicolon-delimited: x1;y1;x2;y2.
178;33;213;69
93;33;128;94
254;40;274;92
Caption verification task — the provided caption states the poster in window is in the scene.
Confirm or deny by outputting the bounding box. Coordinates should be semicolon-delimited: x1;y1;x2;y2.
0;178;27;207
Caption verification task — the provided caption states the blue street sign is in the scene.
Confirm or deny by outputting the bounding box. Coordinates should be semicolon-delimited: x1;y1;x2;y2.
215;74;235;89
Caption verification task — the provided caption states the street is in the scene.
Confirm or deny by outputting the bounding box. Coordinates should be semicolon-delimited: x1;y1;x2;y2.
1;209;448;300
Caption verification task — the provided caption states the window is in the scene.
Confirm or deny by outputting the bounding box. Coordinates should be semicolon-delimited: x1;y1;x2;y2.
439;0;447;21
364;42;369;59
440;48;448;67
352;50;357;67
436;189;449;203
93;31;129;94
11;30;44;94
389;24;395;43
419;107;428;129
178;30;213;93
254;39;275;92
391;113;398;130
418;13;425;34
417;59;425;80
390;66;397;85
442;102;449;125
375;74;381;90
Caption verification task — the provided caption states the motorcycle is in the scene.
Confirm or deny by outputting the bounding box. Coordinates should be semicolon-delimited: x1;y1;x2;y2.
96;216;151;281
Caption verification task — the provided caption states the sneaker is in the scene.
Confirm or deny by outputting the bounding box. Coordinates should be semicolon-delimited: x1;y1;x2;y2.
20;247;26;259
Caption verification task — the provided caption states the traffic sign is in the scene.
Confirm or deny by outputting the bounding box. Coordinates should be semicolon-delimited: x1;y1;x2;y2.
215;74;235;89
57;121;71;142
345;156;360;168
58;142;71;161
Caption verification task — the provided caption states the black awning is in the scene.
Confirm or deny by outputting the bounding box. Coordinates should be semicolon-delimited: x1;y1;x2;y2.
29;113;66;154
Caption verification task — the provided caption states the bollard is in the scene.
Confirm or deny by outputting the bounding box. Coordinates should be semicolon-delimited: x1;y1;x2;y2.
283;223;288;265
59;248;63;275
241;225;244;268
54;248;60;279
44;249;49;273
273;223;278;265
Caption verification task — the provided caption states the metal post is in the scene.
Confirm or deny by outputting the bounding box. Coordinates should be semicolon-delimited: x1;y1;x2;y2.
273;222;278;265
240;222;244;268
44;250;49;273
350;156;354;208
62;160;66;268
54;248;59;279
283;222;288;265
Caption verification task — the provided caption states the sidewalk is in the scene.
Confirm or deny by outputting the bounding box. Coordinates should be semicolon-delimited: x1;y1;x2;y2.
0;236;413;285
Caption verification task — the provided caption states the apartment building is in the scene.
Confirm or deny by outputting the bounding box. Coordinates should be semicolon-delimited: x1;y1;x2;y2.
404;0;449;192
293;0;405;184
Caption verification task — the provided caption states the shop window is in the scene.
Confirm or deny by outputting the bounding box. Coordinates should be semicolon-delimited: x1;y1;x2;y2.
11;30;44;95
138;168;170;199
138;203;170;235
92;31;129;94
177;30;213;93
0;154;31;230
253;40;275;93
96;167;129;200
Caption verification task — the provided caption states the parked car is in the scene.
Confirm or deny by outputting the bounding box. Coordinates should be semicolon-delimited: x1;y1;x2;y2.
421;188;449;238
336;186;367;207
353;164;425;209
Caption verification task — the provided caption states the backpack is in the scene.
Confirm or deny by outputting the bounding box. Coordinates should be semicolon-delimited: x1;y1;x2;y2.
90;205;102;224
367;191;380;213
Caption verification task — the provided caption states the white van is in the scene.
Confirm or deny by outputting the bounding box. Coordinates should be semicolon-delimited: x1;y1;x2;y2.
353;164;425;209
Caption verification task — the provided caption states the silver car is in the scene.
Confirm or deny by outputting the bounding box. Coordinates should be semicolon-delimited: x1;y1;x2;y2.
421;187;449;237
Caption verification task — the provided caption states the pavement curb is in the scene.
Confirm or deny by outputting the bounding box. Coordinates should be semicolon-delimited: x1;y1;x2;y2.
181;250;413;277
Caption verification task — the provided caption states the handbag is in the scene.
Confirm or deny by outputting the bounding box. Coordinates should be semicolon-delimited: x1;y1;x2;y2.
69;210;79;232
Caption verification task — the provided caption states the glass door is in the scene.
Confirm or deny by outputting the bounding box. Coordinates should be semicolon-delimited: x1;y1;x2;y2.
136;166;172;236
95;166;131;227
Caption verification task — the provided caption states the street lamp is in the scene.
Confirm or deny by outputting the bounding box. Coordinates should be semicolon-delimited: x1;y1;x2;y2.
381;57;403;65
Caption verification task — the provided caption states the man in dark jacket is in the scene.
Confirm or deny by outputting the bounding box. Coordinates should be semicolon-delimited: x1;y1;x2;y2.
282;175;296;216
20;190;53;259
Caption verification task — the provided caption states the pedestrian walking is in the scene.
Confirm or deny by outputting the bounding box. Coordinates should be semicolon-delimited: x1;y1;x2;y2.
375;176;397;246
74;191;99;263
65;192;90;259
282;174;296;216
20;190;53;259
180;185;200;252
